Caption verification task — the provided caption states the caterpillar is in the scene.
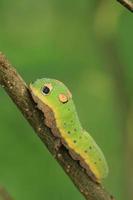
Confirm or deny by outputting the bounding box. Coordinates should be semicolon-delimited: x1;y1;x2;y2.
29;78;108;182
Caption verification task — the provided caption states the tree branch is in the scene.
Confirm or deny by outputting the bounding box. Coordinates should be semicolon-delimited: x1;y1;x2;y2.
0;186;13;200
0;52;115;200
117;0;133;12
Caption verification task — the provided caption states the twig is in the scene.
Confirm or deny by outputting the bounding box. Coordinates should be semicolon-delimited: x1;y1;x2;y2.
0;52;115;200
0;186;13;200
117;0;133;12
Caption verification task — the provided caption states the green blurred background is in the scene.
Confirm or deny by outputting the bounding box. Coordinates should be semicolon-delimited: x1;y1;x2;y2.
0;0;133;200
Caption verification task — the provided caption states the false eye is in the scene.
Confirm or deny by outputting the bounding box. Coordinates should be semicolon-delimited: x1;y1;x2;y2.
42;83;53;95
42;86;50;95
59;94;68;103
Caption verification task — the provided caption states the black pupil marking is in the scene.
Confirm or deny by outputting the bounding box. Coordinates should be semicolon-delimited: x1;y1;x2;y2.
42;86;50;94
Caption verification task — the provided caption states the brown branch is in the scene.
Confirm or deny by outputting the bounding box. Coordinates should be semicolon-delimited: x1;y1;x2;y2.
117;0;133;12
0;52;115;200
0;186;13;200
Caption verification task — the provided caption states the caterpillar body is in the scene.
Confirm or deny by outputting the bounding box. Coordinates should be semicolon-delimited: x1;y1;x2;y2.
30;78;108;182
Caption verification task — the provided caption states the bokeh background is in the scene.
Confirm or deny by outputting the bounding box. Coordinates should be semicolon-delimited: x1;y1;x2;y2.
0;1;133;200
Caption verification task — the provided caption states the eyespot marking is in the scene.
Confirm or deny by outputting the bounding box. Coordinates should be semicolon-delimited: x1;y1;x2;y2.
68;131;71;134
59;93;68;103
42;83;53;95
73;140;77;143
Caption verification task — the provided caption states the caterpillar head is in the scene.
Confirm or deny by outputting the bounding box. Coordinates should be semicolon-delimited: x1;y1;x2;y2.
30;78;72;111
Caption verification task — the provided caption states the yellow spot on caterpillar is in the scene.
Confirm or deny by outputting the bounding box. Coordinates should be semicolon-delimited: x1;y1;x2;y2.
59;94;68;103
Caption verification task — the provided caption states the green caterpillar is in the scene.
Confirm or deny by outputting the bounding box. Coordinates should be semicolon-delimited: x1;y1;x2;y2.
30;78;108;182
